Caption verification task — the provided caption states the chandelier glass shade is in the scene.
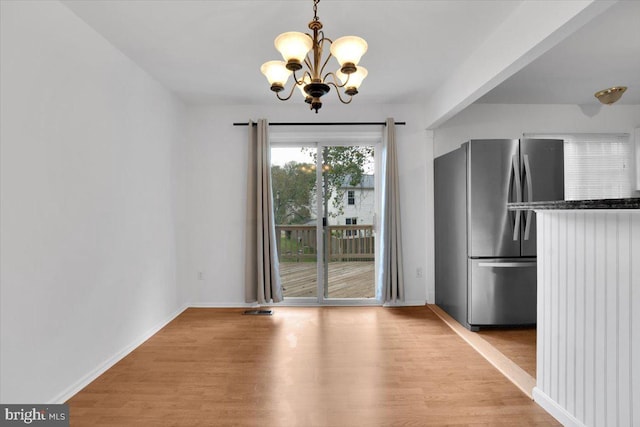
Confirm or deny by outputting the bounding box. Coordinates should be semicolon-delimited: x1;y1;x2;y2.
260;0;368;113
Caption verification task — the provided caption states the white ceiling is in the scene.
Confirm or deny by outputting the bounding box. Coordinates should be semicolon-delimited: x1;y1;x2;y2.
477;0;640;105
61;0;640;114
61;0;521;106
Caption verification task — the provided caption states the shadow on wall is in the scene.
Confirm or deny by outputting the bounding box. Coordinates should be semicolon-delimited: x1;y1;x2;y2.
578;103;602;118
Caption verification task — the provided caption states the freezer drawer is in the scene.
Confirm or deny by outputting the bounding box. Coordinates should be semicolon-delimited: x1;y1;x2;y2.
468;258;537;326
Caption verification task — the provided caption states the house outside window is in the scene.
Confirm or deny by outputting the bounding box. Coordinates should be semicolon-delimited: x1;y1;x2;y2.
345;217;357;236
329;174;375;227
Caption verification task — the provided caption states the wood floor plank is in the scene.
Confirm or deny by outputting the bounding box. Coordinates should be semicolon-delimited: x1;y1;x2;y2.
67;307;559;426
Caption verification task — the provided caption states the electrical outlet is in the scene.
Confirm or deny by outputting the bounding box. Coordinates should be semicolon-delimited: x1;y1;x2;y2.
416;267;423;278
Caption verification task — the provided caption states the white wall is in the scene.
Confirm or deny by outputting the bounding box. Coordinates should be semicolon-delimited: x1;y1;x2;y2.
184;103;433;306
434;103;640;157
0;1;186;403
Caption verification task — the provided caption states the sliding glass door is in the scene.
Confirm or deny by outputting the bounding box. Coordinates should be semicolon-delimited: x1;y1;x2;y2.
271;144;318;298
319;146;376;299
271;142;377;303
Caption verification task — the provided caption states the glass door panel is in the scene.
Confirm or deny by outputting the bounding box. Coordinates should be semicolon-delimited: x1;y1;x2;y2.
270;146;318;298
321;145;376;299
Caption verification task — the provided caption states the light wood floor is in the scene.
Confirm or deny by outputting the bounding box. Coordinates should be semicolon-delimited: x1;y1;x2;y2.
280;261;374;298
429;305;537;399
67;307;559;426
478;328;537;378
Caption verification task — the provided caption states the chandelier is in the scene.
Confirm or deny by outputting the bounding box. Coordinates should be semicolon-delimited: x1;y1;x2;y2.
260;0;368;113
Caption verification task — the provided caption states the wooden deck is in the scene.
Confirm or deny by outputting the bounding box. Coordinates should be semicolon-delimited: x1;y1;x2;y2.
280;261;375;298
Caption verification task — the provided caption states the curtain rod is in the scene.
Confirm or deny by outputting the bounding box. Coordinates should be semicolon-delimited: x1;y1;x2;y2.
233;121;406;127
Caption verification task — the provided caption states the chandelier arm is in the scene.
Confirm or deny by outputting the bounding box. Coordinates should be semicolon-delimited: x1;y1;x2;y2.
304;33;314;71
304;54;313;72
326;81;353;105
303;70;313;84
291;69;313;87
275;82;299;101
323;71;348;88
317;36;334;77
292;69;301;85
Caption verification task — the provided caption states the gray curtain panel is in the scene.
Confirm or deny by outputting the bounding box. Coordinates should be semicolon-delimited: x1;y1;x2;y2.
380;118;404;302
244;119;283;303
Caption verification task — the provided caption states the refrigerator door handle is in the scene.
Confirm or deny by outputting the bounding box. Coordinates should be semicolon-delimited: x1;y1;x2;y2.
478;261;537;268
523;155;533;240
511;155;522;241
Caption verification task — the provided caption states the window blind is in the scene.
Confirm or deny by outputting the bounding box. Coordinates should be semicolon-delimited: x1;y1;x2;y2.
525;133;633;200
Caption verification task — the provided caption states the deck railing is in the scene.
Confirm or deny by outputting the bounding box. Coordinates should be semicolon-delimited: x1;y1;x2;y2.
275;224;375;262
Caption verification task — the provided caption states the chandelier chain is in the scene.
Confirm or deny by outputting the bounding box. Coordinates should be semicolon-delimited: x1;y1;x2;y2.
313;0;319;22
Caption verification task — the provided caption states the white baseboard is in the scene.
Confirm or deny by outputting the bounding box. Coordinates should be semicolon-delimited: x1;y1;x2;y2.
190;300;428;307
270;298;323;307
383;299;427;307
533;387;585;427
188;302;260;308
51;304;189;404
267;299;425;307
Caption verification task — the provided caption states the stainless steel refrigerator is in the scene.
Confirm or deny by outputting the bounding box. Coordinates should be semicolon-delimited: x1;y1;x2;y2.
435;139;564;330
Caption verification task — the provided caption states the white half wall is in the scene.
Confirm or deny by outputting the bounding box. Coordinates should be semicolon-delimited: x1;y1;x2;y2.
535;210;640;427
0;1;187;403
183;103;432;306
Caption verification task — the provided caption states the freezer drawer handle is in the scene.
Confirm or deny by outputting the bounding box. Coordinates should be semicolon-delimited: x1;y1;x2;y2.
478;262;537;268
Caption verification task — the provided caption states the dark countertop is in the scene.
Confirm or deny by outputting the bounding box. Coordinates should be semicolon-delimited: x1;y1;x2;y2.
508;198;640;210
